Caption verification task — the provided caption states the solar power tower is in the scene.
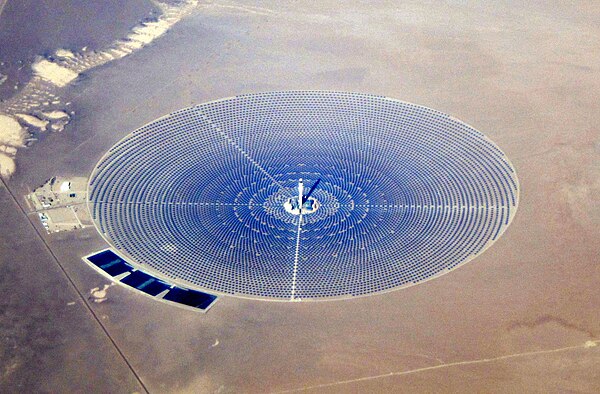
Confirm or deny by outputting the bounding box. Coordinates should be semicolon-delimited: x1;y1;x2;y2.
88;91;519;301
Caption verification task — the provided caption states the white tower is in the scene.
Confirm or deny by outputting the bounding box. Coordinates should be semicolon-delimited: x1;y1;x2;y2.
298;178;304;211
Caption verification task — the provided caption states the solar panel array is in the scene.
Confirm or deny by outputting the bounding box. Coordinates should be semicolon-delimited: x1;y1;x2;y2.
85;249;217;311
88;91;519;300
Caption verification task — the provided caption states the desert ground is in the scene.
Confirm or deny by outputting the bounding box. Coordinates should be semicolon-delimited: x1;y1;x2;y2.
1;1;599;392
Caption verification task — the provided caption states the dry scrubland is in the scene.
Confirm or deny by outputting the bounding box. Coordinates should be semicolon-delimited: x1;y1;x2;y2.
0;1;599;393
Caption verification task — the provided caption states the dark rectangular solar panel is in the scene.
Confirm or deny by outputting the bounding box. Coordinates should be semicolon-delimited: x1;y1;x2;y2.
163;287;217;310
86;249;117;265
87;250;131;277
121;270;170;296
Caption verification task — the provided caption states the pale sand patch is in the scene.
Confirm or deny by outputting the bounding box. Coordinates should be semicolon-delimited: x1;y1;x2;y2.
0;152;15;177
0;145;17;155
0;114;21;176
128;19;170;44
54;48;76;59
50;123;66;132
31;59;79;87
120;39;144;50
0;114;26;147
100;1;198;61
89;283;114;303
114;49;132;58
15;113;49;131
41;110;69;120
584;340;598;348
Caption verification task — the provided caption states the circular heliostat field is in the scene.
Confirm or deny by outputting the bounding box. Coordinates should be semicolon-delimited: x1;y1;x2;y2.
88;91;519;301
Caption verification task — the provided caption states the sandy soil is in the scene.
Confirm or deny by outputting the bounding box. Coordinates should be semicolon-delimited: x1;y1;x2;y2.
0;114;24;144
0;1;599;392
15;113;48;130
0;0;197;178
0;114;24;176
31;59;79;87
0;0;157;100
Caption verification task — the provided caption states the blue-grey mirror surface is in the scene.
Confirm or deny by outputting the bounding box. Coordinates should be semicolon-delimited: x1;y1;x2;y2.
88;91;519;301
